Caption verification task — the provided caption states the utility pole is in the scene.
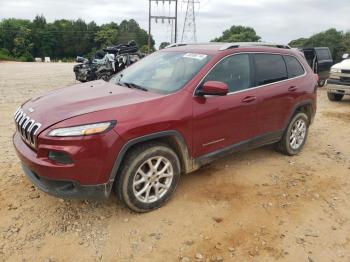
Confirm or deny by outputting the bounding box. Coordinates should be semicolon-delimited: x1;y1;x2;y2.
148;0;178;53
181;0;199;43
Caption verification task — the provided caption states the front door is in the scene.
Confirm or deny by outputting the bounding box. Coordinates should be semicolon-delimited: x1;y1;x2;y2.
192;53;259;157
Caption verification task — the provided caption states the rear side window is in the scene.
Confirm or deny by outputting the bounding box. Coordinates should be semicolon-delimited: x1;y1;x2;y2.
316;49;331;61
284;56;305;78
254;54;287;85
203;54;251;92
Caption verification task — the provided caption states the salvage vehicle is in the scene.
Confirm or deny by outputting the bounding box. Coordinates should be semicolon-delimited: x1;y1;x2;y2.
298;47;333;87
326;53;350;101
73;41;142;82
13;42;318;212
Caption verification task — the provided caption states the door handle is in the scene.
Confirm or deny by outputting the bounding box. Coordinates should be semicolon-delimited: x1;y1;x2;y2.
288;86;298;92
241;96;256;103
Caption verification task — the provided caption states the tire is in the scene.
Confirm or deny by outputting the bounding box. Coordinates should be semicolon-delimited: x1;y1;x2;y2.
276;112;309;156
115;142;181;212
327;92;344;101
318;80;326;87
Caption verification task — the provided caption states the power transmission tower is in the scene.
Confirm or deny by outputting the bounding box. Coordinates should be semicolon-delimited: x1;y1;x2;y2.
181;0;199;43
148;0;178;53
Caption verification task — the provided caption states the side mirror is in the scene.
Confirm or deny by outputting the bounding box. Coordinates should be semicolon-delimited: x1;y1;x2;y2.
342;53;349;60
197;81;229;96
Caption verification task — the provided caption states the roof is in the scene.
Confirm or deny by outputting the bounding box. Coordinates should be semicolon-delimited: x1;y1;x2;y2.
164;42;291;54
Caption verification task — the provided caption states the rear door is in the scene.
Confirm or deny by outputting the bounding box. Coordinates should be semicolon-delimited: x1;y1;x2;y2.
315;47;333;80
252;53;297;135
192;53;258;157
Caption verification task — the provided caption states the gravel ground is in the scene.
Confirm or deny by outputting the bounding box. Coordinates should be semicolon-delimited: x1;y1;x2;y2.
0;62;350;262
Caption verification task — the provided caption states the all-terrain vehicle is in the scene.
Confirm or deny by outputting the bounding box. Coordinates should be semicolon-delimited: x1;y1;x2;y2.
73;41;142;82
326;53;350;101
14;42;318;212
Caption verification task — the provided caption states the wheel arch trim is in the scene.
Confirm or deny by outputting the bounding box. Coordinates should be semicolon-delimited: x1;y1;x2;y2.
108;130;193;184
285;99;315;129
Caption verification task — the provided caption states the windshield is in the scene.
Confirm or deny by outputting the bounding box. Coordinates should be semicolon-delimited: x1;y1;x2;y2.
110;51;211;94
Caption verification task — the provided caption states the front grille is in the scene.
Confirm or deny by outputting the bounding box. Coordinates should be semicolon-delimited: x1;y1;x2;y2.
14;107;42;148
341;69;350;74
340;76;350;83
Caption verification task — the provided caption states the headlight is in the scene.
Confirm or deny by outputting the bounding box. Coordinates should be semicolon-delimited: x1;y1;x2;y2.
331;68;341;73
48;121;116;137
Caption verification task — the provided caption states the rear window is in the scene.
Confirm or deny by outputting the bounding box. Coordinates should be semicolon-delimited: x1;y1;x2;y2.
254;54;288;85
284;56;305;78
316;49;331;60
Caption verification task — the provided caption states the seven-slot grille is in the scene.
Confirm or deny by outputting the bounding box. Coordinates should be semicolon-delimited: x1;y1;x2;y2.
14;107;42;148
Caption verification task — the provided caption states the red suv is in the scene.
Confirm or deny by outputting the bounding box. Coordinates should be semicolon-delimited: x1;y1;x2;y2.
13;43;317;212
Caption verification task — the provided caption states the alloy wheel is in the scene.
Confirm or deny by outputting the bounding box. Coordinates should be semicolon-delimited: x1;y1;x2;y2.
132;156;174;204
289;119;307;150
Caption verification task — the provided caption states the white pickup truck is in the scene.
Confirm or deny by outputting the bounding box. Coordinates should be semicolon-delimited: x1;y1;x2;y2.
326;53;350;101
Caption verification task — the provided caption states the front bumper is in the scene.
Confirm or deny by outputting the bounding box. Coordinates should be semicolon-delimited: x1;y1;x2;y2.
13;128;123;199
22;163;111;200
326;79;350;95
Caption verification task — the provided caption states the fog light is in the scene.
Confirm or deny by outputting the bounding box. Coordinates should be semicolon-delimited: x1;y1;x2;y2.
48;151;73;165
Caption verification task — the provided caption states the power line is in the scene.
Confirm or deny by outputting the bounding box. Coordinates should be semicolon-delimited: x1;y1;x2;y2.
148;0;178;52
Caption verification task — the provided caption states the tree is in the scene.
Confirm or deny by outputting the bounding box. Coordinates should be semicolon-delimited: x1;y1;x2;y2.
13;26;33;60
344;32;350;55
0;15;155;61
31;15;48;58
159;42;170;50
288;38;307;47
213;25;261;42
289;28;349;62
117;19;154;48
95;23;119;48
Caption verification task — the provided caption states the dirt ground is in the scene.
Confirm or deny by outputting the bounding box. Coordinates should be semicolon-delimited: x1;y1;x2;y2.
0;62;349;262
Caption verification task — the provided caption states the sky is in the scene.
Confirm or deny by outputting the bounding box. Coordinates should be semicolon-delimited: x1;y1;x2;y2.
0;0;349;48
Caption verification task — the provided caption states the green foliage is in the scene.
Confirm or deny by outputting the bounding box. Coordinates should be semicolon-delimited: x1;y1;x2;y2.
288;38;308;47
0;48;13;60
139;45;150;54
289;29;350;62
213;25;261;42
159;42;170;50
0;16;155;61
95;23;119;48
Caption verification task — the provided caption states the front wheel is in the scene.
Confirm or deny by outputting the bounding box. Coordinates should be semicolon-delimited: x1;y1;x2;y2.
276;112;309;156
327;92;344;101
115;142;181;212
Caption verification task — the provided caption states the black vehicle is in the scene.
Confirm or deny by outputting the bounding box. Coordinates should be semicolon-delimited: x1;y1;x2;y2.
298;47;333;87
73;41;143;82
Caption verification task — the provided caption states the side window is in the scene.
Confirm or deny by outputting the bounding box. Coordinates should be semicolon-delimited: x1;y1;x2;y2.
203;54;251;93
284;56;305;78
254;54;288;85
316;49;331;61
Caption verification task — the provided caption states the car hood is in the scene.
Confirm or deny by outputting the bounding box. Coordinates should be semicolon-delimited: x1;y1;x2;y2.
332;59;350;70
20;80;162;129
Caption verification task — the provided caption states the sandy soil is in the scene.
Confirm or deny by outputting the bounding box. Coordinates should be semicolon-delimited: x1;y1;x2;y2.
0;62;349;262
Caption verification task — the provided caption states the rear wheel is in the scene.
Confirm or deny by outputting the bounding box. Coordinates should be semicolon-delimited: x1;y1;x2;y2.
115;142;181;212
327;92;344;101
276;112;309;156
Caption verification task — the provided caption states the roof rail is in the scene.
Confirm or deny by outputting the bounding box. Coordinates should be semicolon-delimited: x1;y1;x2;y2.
165;43;187;49
219;42;291;51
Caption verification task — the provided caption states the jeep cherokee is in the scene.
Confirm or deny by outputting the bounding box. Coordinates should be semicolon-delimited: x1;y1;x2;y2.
13;42;318;212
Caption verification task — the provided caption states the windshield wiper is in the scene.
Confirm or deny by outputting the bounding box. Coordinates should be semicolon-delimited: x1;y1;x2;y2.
121;82;148;92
